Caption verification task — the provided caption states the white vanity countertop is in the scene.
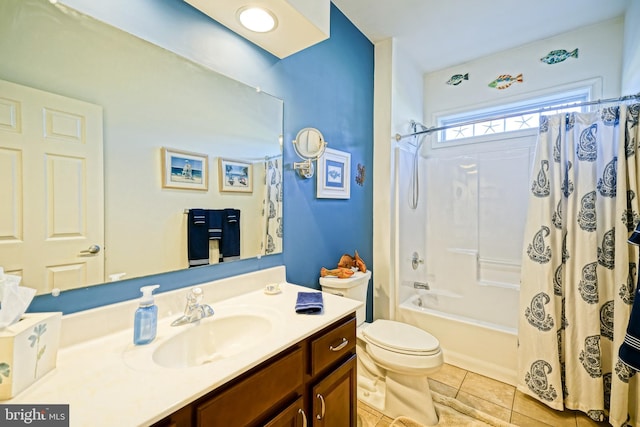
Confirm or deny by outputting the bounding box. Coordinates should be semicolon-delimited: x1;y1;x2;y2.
5;280;361;427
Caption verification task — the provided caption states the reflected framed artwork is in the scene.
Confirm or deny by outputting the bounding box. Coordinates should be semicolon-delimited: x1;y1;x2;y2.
161;147;208;190
219;158;253;193
317;148;350;199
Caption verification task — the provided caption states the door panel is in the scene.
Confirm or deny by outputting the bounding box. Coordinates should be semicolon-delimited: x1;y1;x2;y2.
0;79;104;294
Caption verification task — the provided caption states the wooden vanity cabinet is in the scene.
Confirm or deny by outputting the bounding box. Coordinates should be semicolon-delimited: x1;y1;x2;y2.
151;313;356;427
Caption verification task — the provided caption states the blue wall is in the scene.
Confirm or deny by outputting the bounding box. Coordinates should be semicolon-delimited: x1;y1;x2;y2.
30;3;374;320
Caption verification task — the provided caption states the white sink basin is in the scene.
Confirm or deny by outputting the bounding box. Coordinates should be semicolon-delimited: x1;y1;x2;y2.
123;305;284;370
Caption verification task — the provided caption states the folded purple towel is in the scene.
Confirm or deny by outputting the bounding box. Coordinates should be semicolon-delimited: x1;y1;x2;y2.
295;292;324;314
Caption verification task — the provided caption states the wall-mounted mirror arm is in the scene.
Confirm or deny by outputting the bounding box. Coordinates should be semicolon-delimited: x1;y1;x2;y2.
293;158;315;179
292;128;327;179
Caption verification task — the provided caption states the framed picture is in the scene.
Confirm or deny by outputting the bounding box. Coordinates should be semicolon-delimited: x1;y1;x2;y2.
317;147;350;199
218;158;253;193
161;147;208;191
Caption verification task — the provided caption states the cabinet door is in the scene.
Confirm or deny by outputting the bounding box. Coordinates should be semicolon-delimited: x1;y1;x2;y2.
311;355;357;427
264;397;307;427
196;348;303;426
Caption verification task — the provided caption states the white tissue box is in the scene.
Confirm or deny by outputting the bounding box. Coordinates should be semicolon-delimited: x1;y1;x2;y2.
0;312;62;400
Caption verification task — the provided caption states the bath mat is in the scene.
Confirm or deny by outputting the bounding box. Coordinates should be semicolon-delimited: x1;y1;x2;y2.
387;391;517;427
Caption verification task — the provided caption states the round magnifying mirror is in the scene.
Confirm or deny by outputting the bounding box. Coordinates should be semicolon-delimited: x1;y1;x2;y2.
293;128;326;160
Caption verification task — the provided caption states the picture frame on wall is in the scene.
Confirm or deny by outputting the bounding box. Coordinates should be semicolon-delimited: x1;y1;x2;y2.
161;147;208;191
218;158;253;193
317;147;351;199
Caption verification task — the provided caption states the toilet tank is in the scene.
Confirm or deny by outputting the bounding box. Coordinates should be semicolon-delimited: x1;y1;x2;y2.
320;270;371;325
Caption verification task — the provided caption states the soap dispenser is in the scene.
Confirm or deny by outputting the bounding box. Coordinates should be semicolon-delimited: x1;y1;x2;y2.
133;285;160;345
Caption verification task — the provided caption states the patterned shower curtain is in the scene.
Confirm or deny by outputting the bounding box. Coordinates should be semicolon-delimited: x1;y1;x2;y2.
518;104;640;426
261;158;283;255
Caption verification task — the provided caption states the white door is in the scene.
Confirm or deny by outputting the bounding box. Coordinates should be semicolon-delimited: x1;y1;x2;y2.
0;79;104;295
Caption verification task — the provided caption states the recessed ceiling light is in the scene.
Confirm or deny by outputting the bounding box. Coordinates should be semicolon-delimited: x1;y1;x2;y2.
237;7;277;33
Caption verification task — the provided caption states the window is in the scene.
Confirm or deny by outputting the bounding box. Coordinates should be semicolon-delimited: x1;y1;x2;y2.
437;90;590;143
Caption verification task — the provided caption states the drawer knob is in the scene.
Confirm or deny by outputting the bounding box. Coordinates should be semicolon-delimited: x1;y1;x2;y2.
316;393;326;420
329;337;349;352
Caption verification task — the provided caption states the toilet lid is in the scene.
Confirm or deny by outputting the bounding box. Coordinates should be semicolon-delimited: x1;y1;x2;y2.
363;319;440;355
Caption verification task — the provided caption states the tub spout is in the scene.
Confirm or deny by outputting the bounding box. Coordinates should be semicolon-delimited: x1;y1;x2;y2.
413;281;429;290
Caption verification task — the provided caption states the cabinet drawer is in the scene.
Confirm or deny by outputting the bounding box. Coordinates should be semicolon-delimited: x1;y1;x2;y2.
310;317;356;376
196;347;303;426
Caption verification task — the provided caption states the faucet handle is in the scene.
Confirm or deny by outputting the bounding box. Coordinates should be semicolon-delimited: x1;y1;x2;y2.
202;304;215;317
187;287;203;304
187;288;202;300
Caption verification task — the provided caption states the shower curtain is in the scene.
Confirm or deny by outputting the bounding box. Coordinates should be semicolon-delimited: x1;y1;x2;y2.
261;158;283;255
518;104;640;426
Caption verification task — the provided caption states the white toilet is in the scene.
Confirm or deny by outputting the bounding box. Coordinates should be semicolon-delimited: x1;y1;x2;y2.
320;270;443;426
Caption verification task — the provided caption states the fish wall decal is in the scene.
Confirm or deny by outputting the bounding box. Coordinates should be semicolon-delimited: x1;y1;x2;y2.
488;74;523;90
446;73;469;86
540;48;579;65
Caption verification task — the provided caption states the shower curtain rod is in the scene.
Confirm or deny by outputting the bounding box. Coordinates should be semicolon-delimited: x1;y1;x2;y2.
394;92;640;142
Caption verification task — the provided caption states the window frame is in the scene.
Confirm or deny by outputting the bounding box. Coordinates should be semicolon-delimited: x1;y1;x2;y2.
431;86;594;149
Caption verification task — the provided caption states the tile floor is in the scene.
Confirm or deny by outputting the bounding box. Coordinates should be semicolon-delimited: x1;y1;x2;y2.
357;363;612;427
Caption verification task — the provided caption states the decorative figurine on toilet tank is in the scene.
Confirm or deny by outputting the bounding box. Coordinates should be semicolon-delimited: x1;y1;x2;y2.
320;250;367;279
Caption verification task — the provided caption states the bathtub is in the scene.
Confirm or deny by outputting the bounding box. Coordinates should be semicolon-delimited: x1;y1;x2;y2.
397;294;518;386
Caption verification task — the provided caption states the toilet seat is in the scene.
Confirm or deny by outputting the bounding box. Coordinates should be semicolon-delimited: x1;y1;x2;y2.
362;319;440;356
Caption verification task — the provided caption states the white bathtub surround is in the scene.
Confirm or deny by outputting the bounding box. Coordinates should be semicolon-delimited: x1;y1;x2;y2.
398;295;518;386
518;106;640;426
4;266;361;426
393;131;534;387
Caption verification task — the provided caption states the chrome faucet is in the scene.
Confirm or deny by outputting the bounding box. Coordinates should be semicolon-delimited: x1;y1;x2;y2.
171;287;214;326
413;281;430;290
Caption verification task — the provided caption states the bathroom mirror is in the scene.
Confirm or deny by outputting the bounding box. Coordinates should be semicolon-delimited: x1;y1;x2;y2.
292;128;327;178
0;0;283;295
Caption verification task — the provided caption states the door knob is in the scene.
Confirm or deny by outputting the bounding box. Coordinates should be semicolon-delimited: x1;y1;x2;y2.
79;244;101;255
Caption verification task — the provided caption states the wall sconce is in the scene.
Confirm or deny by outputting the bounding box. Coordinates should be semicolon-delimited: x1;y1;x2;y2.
293;128;327;179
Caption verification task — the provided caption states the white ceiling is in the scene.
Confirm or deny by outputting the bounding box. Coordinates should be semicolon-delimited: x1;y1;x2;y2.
331;0;630;73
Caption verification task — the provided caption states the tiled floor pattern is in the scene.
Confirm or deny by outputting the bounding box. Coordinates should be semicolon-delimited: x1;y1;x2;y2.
357;363;612;427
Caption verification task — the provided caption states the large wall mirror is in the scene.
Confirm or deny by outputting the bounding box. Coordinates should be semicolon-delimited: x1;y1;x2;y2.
0;0;284;295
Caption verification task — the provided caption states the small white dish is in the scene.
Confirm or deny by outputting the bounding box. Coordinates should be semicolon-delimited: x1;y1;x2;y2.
264;283;281;295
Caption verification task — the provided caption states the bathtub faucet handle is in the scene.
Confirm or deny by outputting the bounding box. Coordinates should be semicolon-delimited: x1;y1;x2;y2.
411;252;424;270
